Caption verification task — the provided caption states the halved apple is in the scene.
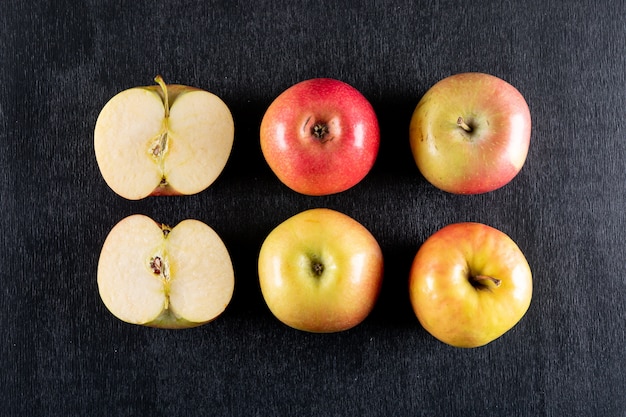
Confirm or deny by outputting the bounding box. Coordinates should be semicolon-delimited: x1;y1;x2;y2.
97;214;235;328
94;76;234;200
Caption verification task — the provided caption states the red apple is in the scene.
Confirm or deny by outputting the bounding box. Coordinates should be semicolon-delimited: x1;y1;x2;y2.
409;222;532;348
409;72;531;194
258;208;384;332
260;78;380;196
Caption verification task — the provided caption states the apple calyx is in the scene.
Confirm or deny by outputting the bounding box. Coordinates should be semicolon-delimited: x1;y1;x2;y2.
303;116;334;143
312;122;332;142
470;274;502;291
150;75;172;187
306;253;325;277
456;116;473;133
311;261;325;276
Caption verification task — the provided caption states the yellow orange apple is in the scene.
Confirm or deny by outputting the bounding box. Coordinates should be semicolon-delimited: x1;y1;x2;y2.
409;222;532;347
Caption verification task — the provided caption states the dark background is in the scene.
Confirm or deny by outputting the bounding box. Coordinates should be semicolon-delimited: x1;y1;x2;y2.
1;1;624;416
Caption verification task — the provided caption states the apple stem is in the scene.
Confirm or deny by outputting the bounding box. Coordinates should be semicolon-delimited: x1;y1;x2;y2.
457;116;473;132
154;75;170;119
470;274;501;290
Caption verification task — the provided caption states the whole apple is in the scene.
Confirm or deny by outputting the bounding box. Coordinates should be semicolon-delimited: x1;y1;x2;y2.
94;76;234;200
409;222;532;348
409;72;531;194
260;78;380;196
97;214;235;328
258;208;384;332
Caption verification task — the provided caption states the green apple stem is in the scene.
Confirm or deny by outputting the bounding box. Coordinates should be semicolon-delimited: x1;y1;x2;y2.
155;75;170;118
457;116;473;132
470;274;501;290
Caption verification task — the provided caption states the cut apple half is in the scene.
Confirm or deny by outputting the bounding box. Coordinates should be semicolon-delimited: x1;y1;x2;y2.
94;76;234;200
97;214;235;328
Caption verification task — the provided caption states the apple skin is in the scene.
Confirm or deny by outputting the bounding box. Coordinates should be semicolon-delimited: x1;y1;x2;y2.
409;72;531;194
260;78;380;196
258;208;384;332
409;222;532;348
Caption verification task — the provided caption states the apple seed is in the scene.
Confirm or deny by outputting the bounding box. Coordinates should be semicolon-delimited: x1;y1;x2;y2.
150;131;169;157
150;256;163;275
149;254;171;311
148;225;172;278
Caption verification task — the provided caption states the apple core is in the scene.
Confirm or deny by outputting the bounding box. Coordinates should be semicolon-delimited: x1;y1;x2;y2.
151;76;172;188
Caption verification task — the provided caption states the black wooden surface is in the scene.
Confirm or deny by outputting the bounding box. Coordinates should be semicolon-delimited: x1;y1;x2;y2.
1;1;625;416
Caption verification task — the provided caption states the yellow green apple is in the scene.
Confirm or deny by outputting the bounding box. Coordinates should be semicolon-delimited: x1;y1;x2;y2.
258;208;384;332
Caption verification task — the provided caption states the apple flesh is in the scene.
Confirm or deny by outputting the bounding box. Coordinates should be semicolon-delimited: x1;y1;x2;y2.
97;214;235;328
258;208;384;332
409;72;531;194
409;222;532;347
260;78;380;196
94;76;234;200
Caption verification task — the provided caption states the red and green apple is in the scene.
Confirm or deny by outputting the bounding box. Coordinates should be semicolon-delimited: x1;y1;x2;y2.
409;72;531;194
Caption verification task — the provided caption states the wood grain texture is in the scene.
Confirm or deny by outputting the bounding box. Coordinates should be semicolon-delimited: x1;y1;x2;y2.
1;0;624;416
